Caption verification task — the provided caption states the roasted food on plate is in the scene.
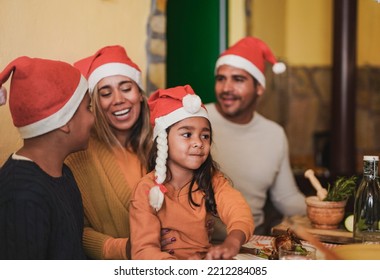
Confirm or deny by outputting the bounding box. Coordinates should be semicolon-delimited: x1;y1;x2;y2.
270;228;306;259
240;228;309;260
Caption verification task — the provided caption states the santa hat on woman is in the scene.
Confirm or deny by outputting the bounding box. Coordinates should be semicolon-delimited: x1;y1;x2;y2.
74;45;143;94
0;56;87;139
147;85;209;211
215;36;286;88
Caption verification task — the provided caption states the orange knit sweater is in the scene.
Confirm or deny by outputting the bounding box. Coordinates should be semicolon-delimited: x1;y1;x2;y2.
65;137;145;259
130;171;254;260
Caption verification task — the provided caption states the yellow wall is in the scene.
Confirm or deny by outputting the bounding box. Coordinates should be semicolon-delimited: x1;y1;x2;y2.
286;0;332;66
247;0;380;66
0;0;150;165
228;0;246;46
249;0;332;66
250;0;287;61
358;0;380;65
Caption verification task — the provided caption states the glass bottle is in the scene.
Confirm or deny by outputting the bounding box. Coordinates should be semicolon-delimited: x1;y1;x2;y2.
353;155;380;243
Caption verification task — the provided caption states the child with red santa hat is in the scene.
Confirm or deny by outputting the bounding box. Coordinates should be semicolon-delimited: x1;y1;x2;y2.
129;85;254;260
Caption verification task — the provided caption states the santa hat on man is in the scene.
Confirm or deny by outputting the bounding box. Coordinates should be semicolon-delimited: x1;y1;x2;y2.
147;85;209;211
0;56;88;139
215;36;286;88
74;45;143;94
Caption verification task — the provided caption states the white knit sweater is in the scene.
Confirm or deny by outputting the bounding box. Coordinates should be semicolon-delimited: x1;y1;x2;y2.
205;103;306;228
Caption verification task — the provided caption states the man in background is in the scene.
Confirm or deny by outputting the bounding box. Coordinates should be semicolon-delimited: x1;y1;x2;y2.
206;37;306;236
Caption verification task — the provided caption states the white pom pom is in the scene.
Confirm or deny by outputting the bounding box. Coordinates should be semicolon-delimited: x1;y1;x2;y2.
0;86;7;105
149;185;165;211
182;94;202;114
272;62;286;74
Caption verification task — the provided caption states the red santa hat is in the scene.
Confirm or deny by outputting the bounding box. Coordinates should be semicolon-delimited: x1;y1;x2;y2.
74;45;143;94
148;84;209;140
215;36;286;88
0;56;87;139
147;85;209;211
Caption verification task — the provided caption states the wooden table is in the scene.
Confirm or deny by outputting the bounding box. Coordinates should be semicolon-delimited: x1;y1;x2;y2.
271;215;354;244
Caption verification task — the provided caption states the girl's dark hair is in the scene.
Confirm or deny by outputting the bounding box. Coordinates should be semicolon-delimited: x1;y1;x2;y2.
189;153;218;214
148;120;218;215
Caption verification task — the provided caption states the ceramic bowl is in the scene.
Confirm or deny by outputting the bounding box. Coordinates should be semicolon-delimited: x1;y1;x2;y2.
305;196;347;229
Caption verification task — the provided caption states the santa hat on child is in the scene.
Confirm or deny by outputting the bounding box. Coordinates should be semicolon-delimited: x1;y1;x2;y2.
0;56;88;139
147;85;209;211
74;45;143;94
215;36;286;88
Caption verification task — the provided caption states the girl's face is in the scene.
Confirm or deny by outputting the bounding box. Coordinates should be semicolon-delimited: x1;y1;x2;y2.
96;75;142;136
167;117;211;174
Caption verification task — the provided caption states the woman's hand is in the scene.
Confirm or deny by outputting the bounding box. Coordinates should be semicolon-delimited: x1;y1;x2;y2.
161;228;176;254
127;229;176;259
160;218;214;255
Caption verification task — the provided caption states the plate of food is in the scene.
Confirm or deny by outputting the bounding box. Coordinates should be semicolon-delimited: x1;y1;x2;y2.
235;229;323;260
237;238;274;260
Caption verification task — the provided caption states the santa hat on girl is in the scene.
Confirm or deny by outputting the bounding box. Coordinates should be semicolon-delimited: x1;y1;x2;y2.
74;45;143;94
0;56;88;139
147;85;209;211
215;36;286;88
149;84;209;140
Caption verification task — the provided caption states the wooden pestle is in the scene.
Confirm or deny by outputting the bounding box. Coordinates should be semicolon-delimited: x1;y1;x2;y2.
304;169;328;200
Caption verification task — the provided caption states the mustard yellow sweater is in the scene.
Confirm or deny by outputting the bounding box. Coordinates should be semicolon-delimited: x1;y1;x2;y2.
65;137;144;259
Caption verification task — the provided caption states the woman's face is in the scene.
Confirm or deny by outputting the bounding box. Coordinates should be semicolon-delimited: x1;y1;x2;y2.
96;75;142;136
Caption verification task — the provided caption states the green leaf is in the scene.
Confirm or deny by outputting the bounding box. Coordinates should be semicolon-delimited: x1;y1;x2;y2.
324;175;357;201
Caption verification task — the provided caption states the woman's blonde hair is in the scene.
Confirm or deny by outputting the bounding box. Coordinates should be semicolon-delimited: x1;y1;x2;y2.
91;83;153;169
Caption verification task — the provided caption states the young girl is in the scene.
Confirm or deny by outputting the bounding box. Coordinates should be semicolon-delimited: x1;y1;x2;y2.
129;85;254;260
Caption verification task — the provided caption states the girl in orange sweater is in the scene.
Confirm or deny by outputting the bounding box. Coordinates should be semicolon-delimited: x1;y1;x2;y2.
129;85;254;260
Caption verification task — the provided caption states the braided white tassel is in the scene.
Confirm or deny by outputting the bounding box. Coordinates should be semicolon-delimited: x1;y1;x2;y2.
155;131;168;184
148;130;168;211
